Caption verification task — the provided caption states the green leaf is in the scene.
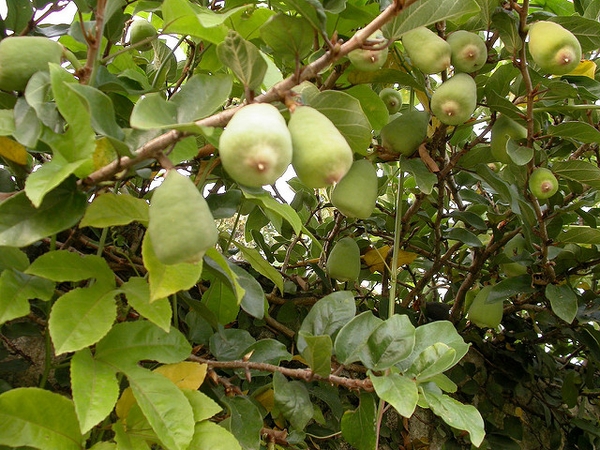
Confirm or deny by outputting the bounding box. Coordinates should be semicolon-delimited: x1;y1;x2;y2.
71;348;120;434
80;193;149;228
142;233;204;301
0;109;15;136
297;291;356;354
281;0;327;37
259;13;313;62
0;387;83;449
203;248;246;303
242;188;302;235
369;371;418;418
401;158;438;195
188;420;242;450
347;85;389;131
548;121;600;144
217;31;267;91
420;387;485;447
310;90;372;155
557;226;600;244
553;160;600;189
273;372;313;430
491;9;522;53
383;0;480;41
221;396;263;450
67;83;124;140
202;278;240;325
183;389;223;423
242;339;292;376
126;366;195;450
546;283;578;324
340;392;377;450
487;275;534;303
25;158;88;208
445;228;483;247
0;180;87;247
209;327;255;361
0;269;54;325
232;241;283;295
113;420;152;449
362;314;416;371
407;342;456;381
229;263;267;320
0;246;29;272
334;311;383;365
121;277;172;332
48;285;117;355
95;321;191;371
300;332;332;377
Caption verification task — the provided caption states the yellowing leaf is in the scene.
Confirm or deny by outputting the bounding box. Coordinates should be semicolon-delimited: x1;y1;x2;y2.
153;361;207;390
254;388;275;413
564;60;596;79
0;136;28;165
115;387;135;419
93;137;118;170
362;245;417;273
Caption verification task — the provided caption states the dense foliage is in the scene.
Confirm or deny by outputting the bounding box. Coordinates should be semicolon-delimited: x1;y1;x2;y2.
0;0;599;449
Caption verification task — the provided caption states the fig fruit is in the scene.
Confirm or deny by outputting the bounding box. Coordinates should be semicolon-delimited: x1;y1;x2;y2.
380;110;429;156
490;115;527;164
129;19;157;51
430;73;477;126
0;36;63;92
529;167;558;200
288;105;353;188
348;29;388;72
446;30;488;73
379;88;403;114
326;237;361;282
148;170;218;265
402;27;451;74
219;103;293;187
499;234;528;277
467;285;503;328
527;21;581;75
331;160;378;219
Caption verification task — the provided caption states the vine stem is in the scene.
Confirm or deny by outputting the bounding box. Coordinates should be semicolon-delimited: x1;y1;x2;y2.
388;158;404;319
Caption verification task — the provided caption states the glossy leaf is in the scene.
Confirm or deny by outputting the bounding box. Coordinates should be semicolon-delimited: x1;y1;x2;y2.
369;371;418;418
362;314;416;371
401;158;438;195
334;311;383;365
557;226;600;244
553;160;600;189
217;31;267;91
121;277;171;332
68;83;124;140
299;332;332;377
221;396;263;450
407;342;457;381
273;372;313;430
260;13;313;62
202;278;240;325
340;392;377;450
232;241;283;296
546;283;578;324
229;263;267;319
80;193;149;228
209;327;255;361
183;389;223;422
0;269;54;325
188;420;242;450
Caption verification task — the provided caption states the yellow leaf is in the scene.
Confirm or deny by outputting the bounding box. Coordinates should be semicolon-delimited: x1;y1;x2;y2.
254;387;275;413
362;245;417;273
93;137;118;170
564;60;596;79
0;136;28;165
153;361;207;390
116;387;135;419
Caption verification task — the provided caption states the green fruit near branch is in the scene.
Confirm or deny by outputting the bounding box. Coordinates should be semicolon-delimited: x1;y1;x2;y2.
500;234;528;277
467;285;503;328
430;73;477;126
0;36;63;92
529;167;559;200
379;88;403;114
490;115;527;164
326;237;361;282
331;160;378;219
130;19;157;51
148;170;219;265
219;103;293;187
348;29;388;72
446;30;488;73
288;105;353;188
527;21;581;75
402;27;451;74
380;110;429;156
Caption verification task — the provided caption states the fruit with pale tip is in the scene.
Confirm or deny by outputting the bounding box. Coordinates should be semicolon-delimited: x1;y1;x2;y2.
379;88;403;114
529;167;559;200
402;27;451;74
430;73;477;126
527;21;581;75
348;29;388;72
447;30;488;73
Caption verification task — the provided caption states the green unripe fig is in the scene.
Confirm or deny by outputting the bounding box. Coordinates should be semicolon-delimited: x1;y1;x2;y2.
348;29;388;72
331;160;378;219
379;88;403;114
130;19;157;51
446;30;488;73
467;285;503;329
529;167;559;200
288;105;353;188
380;110;429;156
0;36;63;92
500;234;528;277
326;237;361;282
402;27;451;74
430;73;477;126
490;115;527;164
219;103;293;187
527;21;581;75
148;170;219;265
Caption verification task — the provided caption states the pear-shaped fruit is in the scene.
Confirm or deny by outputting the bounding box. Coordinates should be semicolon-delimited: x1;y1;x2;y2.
130;19;157;51
326;237;361;282
288;105;353;188
430;73;477;126
467;285;503;328
500;234;528;277
380;110;429;156
148;170;218;265
348;29;388;72
379;88;403;114
490;115;527;164
0;36;63;92
219;103;293;187
402;27;451;74
529;167;558;200
528;21;581;75
331;160;378;219
446;30;488;73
